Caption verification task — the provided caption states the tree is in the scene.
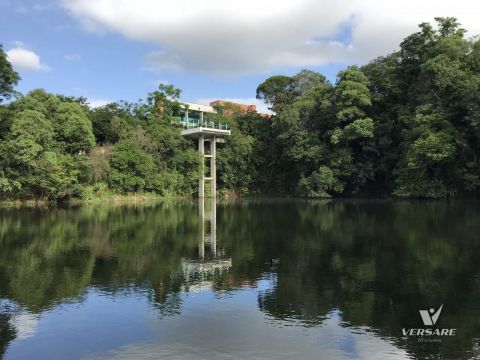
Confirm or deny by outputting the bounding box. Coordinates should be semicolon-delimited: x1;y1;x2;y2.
88;103;136;144
53;102;95;154
265;71;334;194
1;110;79;199
108;140;155;193
297;166;343;198
331;65;376;192
389;18;471;197
333;66;374;142
147;84;182;119
0;44;20;103
256;75;293;112
256;70;327;113
11;89;61;116
217;131;255;194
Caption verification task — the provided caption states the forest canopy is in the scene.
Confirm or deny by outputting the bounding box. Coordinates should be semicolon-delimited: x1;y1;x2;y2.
1;17;480;201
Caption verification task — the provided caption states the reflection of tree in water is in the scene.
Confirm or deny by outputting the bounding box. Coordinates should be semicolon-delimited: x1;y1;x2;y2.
241;202;480;360
150;292;183;317
0;201;480;358
0;308;16;359
0;202;202;317
0;200;235;324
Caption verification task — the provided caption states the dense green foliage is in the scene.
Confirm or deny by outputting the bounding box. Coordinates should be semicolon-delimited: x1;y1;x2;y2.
0;75;204;199
0;44;20;104
1;18;480;200
253;18;480;198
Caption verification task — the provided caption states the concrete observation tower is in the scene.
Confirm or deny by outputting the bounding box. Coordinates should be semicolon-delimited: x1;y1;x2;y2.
177;102;231;198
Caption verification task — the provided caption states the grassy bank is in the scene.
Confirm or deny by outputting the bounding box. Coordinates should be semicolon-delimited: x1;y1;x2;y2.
0;192;172;208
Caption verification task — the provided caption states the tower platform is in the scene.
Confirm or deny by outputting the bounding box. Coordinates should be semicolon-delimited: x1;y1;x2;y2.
181;126;231;138
177;102;231;198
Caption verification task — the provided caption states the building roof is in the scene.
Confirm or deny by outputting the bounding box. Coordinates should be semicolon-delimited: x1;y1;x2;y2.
180;101;217;114
209;100;256;112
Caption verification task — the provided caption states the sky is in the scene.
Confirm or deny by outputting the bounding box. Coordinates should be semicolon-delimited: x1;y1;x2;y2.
1;0;480;112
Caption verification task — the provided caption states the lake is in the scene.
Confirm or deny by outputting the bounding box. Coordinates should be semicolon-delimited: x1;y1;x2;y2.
1;199;479;360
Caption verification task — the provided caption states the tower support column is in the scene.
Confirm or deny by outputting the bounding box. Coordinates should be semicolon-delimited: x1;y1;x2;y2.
198;197;205;259
210;136;216;198
198;134;205;198
210;197;216;257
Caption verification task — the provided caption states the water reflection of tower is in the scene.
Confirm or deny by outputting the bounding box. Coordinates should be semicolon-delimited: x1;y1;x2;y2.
182;198;232;292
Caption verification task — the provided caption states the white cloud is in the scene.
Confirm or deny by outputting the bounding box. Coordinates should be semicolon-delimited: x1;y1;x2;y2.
64;53;81;61
88;99;112;108
61;0;480;75
6;46;49;71
196;97;272;114
10;312;39;340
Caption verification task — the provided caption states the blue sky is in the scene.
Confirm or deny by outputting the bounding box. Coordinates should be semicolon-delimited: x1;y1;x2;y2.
1;0;478;111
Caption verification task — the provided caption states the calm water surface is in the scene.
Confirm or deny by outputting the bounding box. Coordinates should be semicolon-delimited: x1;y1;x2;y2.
1;199;480;360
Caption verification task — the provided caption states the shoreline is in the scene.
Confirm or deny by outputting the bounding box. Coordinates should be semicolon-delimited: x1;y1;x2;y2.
0;194;478;208
0;193;169;208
